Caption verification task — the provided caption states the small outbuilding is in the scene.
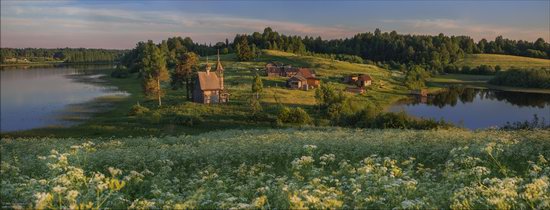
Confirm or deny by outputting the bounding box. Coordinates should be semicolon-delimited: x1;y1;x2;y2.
343;74;372;87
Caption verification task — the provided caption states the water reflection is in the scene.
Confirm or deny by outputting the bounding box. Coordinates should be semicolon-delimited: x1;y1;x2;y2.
1;65;126;132
391;87;550;129
409;87;550;108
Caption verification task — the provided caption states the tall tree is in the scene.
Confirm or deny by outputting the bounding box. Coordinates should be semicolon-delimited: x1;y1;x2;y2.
171;52;199;100
251;73;263;99
141;41;169;107
236;35;254;61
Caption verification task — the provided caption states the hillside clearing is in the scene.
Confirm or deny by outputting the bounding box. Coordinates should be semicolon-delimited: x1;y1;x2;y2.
456;54;550;69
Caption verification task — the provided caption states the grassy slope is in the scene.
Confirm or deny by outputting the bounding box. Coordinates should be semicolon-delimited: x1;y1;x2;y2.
2;50;410;138
456;54;550;70
430;54;550;93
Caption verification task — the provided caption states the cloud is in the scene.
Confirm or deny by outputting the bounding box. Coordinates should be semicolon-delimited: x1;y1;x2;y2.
1;4;362;48
381;19;548;41
2;2;546;49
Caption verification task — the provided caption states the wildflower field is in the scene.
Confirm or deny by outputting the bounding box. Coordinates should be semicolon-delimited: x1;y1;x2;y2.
2;128;550;209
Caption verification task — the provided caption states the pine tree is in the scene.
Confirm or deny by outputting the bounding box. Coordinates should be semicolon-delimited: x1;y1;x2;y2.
236;36;254;61
171;52;198;100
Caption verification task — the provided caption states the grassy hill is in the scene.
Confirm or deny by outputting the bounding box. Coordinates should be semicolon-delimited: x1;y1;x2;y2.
3;50;411;138
2;128;549;209
456;54;550;69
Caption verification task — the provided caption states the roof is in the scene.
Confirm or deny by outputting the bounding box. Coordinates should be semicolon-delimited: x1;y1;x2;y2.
296;68;315;79
358;74;372;81
197;72;222;90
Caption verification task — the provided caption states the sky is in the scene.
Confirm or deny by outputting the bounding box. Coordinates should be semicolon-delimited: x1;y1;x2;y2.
1;0;549;49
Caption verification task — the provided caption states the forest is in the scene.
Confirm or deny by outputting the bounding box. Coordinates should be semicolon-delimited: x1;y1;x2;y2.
240;27;550;71
0;48;127;64
4;27;548;70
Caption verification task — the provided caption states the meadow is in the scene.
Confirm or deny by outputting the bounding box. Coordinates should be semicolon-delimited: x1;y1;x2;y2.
2;50;411;138
2;128;549;209
455;54;550;70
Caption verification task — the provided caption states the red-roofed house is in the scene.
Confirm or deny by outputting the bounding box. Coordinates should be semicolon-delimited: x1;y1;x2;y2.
287;68;320;90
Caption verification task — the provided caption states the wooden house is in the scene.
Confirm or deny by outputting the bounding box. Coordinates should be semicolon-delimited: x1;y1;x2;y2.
287;68;320;90
265;62;302;77
343;74;372;87
357;75;372;87
193;51;229;104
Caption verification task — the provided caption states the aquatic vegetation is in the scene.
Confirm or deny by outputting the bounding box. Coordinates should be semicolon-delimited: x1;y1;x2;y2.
2;128;549;209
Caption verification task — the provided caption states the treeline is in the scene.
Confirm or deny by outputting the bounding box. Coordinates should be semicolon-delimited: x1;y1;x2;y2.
302;31;549;70
233;27;549;69
306;52;364;64
120;37;219;72
238;27;307;55
0;48;127;64
444;64;503;75
488;68;550;89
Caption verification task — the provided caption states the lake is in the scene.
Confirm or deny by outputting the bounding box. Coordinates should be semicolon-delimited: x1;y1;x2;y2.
390;87;550;129
0;65;128;132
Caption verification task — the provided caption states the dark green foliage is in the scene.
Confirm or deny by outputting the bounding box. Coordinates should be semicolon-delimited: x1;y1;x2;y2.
501;114;549;130
444;64;500;75
341;109;453;130
403;65;429;89
110;65;130;78
307;53;364;64
171;52;198;100
0;48;125;64
489;68;550;88
121;36;216;72
172;114;203;126
129;103;150;116
235;35;254;61
276;106;312;125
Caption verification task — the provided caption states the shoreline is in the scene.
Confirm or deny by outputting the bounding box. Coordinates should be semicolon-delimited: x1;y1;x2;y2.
428;74;550;94
0;71;130;136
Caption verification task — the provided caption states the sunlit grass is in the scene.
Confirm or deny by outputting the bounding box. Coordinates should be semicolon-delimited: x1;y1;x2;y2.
456;54;550;69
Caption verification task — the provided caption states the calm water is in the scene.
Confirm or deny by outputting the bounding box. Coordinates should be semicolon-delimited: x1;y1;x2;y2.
1;65;128;132
391;87;550;129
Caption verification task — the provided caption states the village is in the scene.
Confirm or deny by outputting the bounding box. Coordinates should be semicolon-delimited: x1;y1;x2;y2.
192;52;373;104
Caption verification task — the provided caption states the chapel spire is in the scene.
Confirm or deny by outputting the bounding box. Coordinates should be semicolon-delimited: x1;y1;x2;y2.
215;49;224;72
205;56;211;74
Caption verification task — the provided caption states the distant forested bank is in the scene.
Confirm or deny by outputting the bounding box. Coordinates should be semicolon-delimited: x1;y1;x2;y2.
235;27;549;72
4;27;548;71
0;48;128;64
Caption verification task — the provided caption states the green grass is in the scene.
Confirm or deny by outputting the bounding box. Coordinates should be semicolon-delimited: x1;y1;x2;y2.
456;54;550;70
2;50;413;138
428;74;550;94
2;128;550;209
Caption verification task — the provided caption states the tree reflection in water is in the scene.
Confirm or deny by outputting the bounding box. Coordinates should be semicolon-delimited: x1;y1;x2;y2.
407;87;550;108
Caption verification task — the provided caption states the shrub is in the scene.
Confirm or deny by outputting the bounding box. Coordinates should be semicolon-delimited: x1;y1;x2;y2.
276;106;312;125
129;103;150;116
489;68;550;89
172;114;203;126
403;65;429;89
110;66;130;78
